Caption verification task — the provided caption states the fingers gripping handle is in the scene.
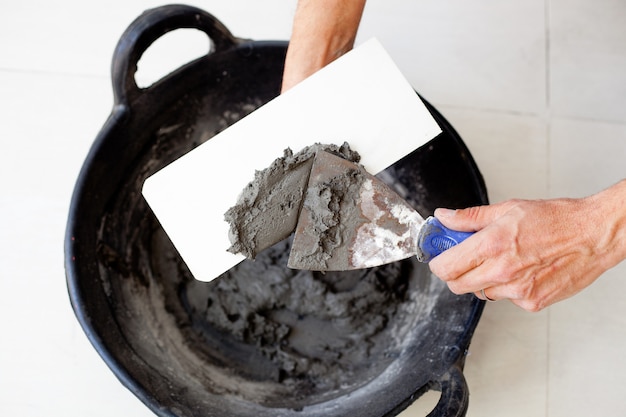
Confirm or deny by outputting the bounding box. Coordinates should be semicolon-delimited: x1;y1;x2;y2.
417;216;474;263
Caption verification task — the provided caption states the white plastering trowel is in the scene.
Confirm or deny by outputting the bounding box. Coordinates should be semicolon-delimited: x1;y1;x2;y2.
142;38;442;282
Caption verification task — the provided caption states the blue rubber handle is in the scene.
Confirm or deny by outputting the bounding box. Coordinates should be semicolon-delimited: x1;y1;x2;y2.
416;216;474;263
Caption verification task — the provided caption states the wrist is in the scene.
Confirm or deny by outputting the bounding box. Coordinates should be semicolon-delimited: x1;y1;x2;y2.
586;179;626;271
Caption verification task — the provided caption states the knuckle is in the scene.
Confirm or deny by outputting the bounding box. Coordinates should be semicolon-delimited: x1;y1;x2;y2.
510;275;547;312
446;281;464;295
429;259;453;281
428;261;445;280
520;274;540;299
517;299;545;313
459;205;485;222
490;262;516;285
504;198;527;212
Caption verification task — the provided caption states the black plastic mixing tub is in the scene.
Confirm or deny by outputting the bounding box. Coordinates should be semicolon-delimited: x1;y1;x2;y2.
65;5;489;417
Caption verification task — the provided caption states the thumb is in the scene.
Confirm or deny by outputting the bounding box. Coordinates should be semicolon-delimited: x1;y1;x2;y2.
434;202;513;232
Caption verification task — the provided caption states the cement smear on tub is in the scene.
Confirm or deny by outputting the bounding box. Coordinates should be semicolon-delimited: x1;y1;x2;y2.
224;142;360;259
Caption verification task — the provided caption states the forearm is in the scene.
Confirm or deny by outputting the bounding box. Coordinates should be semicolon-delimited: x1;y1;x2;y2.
282;0;366;92
586;179;626;272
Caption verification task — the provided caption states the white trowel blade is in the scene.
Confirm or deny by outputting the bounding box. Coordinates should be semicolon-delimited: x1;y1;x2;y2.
142;38;441;282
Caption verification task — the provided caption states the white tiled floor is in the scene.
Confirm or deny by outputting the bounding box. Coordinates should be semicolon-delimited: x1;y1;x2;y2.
1;1;625;416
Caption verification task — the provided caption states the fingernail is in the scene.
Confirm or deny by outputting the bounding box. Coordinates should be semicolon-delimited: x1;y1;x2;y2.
435;208;456;218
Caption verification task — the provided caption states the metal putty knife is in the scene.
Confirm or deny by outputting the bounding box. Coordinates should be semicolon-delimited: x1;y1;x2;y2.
287;151;473;271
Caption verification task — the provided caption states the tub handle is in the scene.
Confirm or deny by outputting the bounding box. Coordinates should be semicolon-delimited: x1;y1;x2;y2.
111;4;239;105
427;364;470;417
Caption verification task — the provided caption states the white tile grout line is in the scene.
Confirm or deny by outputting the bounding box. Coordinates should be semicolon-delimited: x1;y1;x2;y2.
433;101;626;127
433;102;545;119
544;0;552;113
545;2;552;415
0;66;108;81
545;0;553;200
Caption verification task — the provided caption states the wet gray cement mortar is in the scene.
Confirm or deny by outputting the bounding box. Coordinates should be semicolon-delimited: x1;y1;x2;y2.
224;142;362;260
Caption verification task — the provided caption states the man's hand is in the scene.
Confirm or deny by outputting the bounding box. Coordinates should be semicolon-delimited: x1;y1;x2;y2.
429;180;626;312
